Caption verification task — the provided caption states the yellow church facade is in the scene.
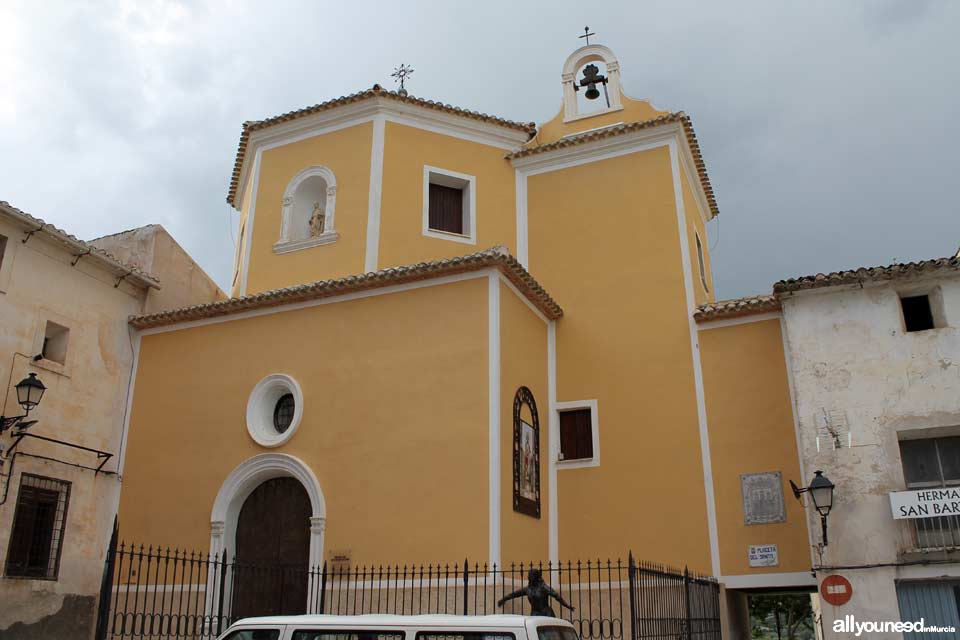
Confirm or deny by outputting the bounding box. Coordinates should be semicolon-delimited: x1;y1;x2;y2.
116;43;813;629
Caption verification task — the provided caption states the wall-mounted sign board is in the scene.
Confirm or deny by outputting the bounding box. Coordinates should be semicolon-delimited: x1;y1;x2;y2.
889;488;960;519
748;544;779;567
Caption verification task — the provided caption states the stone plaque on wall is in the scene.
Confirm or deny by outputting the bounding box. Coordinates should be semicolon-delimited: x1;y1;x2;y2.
741;471;786;525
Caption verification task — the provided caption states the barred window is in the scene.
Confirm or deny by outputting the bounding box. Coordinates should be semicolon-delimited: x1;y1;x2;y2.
4;474;71;579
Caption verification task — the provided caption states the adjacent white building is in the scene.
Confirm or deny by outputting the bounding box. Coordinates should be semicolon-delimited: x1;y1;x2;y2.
0;201;221;639
779;253;960;637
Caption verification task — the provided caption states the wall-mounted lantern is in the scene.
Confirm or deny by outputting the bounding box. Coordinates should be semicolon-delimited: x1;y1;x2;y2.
1;373;46;433
791;470;836;545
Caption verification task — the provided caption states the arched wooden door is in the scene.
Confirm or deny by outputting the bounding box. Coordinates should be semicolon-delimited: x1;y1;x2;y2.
232;477;311;619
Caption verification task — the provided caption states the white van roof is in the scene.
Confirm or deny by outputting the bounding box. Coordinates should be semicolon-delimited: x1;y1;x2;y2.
230;614;574;628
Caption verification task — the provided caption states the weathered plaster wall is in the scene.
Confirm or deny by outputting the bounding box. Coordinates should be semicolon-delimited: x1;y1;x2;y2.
91;225;224;312
781;273;960;634
0;216;147;639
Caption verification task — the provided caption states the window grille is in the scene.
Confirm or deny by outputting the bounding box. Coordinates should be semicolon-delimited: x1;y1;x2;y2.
5;474;71;579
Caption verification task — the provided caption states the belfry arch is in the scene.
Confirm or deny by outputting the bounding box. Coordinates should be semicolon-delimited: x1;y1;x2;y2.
561;44;624;122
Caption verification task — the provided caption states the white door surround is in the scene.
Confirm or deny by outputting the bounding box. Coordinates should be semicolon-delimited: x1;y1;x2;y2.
207;453;326;613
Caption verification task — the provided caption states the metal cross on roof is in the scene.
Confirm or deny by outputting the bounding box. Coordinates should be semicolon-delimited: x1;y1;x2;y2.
579;26;595;46
391;63;414;96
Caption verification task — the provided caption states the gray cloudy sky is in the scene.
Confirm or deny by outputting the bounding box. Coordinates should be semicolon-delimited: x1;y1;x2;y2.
2;1;957;299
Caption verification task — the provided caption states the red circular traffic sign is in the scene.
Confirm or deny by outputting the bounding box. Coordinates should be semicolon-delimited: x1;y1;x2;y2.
821;575;853;606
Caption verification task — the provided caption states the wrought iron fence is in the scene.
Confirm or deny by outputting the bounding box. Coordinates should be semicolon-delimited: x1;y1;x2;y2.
96;537;720;640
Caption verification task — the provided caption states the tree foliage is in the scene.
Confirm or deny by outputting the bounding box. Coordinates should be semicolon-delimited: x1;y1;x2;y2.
749;594;815;640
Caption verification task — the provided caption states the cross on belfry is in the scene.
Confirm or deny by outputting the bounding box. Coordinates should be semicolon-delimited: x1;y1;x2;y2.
579;26;595;45
391;63;414;96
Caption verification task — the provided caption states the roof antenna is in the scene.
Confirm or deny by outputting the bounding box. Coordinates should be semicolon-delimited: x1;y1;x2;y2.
391;64;414;96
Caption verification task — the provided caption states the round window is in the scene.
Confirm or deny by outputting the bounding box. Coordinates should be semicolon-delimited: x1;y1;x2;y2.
246;374;303;447
273;393;295;433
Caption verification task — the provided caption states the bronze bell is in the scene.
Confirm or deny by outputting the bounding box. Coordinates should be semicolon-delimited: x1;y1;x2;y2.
579;64;606;101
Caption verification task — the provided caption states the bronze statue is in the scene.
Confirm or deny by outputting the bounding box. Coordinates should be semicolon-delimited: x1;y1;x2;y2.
497;569;575;617
308;202;326;237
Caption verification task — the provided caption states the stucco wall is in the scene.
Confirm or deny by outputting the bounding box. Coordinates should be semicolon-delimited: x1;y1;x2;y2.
527;146;712;570
699;317;810;578
499;280;550;563
781;273;960;633
120;276;491;565
0;216;147;638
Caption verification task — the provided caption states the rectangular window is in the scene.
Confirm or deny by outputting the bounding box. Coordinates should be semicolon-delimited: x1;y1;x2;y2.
901;294;936;332
292;632;404;640
417;633;515;640
0;234;7;271
223;630;281;640
429;183;464;235
695;232;708;292
5;474;71;579
41;321;70;365
899;436;960;549
900;437;960;488
423;166;476;244
559;409;594;461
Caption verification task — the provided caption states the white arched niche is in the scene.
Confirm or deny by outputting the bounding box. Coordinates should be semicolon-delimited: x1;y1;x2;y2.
561;44;624;123
274;165;339;254
206;453;326;614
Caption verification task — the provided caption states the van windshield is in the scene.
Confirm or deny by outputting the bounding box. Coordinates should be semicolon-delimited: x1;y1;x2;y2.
537;627;579;640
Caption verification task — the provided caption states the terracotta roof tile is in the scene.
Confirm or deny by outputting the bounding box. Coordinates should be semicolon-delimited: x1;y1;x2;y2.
694;294;780;322
774;256;960;293
227;86;537;206
130;246;561;329
0;200;160;289
507;112;719;218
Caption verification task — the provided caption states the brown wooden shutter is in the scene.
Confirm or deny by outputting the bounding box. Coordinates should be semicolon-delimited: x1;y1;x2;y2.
559;409;593;460
429;183;463;234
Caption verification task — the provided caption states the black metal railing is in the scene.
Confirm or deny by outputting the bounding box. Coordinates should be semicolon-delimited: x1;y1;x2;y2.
96;540;720;640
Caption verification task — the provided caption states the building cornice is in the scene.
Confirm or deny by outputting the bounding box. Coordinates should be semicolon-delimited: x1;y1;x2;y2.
774;256;960;294
228;87;535;209
509;113;718;220
130;246;561;330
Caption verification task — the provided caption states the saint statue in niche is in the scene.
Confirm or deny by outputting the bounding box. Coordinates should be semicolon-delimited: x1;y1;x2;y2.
308;201;326;237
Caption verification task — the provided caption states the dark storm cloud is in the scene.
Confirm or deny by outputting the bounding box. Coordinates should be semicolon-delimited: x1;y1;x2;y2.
1;0;956;298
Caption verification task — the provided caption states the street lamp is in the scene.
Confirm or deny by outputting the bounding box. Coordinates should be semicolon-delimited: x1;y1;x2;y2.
1;373;46;433
791;470;836;545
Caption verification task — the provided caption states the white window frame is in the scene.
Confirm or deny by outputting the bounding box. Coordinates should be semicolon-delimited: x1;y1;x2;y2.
556;399;600;470
245;373;304;448
422;165;477;245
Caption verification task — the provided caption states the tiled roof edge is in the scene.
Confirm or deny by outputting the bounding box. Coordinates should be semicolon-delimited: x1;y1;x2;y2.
694;294;780;322
774;256;960;293
507;112;719;218
227;86;537;206
129;246;562;329
0;200;161;289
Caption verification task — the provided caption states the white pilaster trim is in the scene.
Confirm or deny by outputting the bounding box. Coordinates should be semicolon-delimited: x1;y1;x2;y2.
669;139;721;577
238;149;262;296
696;311;782;331
515;170;528;268
116;329;141;476
547;320;559;565
364;115;386;272
488;272;501;566
720;571;816;589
